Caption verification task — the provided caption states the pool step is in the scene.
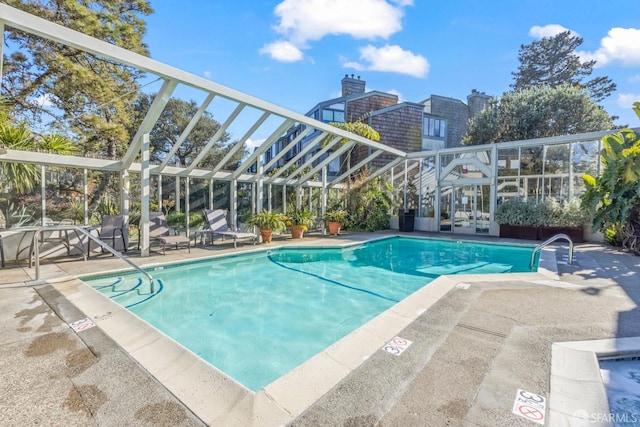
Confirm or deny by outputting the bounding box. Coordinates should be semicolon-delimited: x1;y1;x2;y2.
90;276;162;308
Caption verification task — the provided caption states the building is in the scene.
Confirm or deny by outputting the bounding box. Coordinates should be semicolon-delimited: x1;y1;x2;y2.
264;75;491;178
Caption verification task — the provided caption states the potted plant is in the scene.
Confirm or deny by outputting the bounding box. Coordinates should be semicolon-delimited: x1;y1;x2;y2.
283;207;314;239
248;210;284;243
495;198;543;240
323;209;347;236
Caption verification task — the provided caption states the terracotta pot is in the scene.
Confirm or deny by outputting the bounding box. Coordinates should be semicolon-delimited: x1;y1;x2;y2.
328;221;341;236
260;229;273;243
290;225;304;239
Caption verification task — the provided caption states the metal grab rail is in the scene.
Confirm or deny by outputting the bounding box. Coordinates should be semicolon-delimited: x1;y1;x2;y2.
530;233;574;270
32;225;155;293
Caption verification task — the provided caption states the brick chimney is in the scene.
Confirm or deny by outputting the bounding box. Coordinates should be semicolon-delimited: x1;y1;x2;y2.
341;74;365;97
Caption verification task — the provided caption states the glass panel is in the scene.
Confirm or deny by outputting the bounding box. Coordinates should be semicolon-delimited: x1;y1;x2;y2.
333;111;345;122
439;186;452;231
519;145;544;203
476;185;490;233
571;140;600;197
454;186;473;229
419;157;436;217
498;148;519;180
544;144;570;201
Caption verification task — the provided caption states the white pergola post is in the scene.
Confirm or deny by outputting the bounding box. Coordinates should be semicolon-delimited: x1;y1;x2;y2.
40;165;46;225
282;185;287;213
120;170;130;251
158;175;162;212
175;176;181;213
209;179;214;210
321;166;327;235
257;161;264;213
185;176;190;234
83;168;88;225
268;184;272;212
295;186;302;209
230;179;237;227
140;134;150;256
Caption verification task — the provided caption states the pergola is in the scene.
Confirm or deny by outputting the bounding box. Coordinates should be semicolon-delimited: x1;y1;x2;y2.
0;4;408;256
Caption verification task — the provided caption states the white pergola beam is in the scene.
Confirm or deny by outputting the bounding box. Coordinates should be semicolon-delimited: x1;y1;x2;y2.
329;150;384;187
265;132;328;182
292;141;354;185
263;126;312;171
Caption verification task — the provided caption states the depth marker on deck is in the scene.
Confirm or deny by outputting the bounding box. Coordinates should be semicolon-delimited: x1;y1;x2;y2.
512;389;546;425
69;317;96;332
382;336;412;356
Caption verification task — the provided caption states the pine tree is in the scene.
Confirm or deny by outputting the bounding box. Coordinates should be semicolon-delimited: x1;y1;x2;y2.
511;31;616;103
1;0;153;157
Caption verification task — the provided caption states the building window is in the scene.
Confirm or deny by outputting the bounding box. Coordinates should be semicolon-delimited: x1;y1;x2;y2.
424;116;446;138
321;109;345;123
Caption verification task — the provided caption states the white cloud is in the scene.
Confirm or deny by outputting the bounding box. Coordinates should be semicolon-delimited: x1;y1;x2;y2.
616;93;640;109
343;44;429;78
35;93;54;107
273;0;409;45
578;28;640;67
203;70;212;78
385;89;404;102
259;40;304;62
529;24;577;38
630;74;640;83
262;0;413;62
246;138;266;148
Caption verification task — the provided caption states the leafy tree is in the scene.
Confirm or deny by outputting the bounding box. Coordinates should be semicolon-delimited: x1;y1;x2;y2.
1;0;152;157
581;103;640;254
511;31;616;103
462;84;613;145
127;94;245;168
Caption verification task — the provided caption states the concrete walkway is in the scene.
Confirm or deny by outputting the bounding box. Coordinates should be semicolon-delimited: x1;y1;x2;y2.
0;233;638;426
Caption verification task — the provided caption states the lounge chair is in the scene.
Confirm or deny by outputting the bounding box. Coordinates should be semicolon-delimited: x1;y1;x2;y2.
88;214;127;255
195;209;256;249
147;212;191;255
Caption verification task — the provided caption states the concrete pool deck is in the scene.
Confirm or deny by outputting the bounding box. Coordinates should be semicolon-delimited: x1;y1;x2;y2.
0;231;638;426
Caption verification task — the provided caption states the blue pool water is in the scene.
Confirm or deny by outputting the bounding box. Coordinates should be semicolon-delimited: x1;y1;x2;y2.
83;236;537;391
600;358;640;426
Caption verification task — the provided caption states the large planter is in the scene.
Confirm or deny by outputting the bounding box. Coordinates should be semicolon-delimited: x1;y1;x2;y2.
290;225;304;239
499;224;539;240
538;226;584;243
327;221;341;236
260;229;273;243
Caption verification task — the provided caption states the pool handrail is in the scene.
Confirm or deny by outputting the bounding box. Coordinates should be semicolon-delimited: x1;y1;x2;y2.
32;225;155;293
530;233;574;270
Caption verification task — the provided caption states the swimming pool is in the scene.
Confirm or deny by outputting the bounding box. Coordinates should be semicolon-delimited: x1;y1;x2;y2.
83;236;538;391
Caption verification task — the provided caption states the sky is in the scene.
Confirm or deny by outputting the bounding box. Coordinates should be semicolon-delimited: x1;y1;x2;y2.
142;0;640;145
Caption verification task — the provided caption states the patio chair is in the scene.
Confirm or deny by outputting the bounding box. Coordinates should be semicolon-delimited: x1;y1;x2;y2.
147;212;191;255
88;214;127;256
195;209;256;249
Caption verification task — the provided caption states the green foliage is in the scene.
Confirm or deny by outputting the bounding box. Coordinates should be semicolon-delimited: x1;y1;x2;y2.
3;0;152;157
343;172;392;232
283;206;315;228
462;84;613;145
95;194;118;220
323;121;381;146
581;103;640;253
495;199;544;227
511;31;616;103
323;209;347;223
540;198;588;227
166;211;185;227
248;210;285;231
67;200;85;224
0;120;39;194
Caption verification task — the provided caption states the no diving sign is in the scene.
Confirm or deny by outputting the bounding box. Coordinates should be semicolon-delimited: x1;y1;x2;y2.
512;389;546;425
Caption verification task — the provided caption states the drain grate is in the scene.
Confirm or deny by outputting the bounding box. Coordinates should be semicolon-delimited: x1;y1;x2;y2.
456;323;507;338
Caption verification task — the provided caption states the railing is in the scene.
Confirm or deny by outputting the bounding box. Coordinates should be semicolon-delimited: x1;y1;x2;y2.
529;233;574;270
32;225;155;293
